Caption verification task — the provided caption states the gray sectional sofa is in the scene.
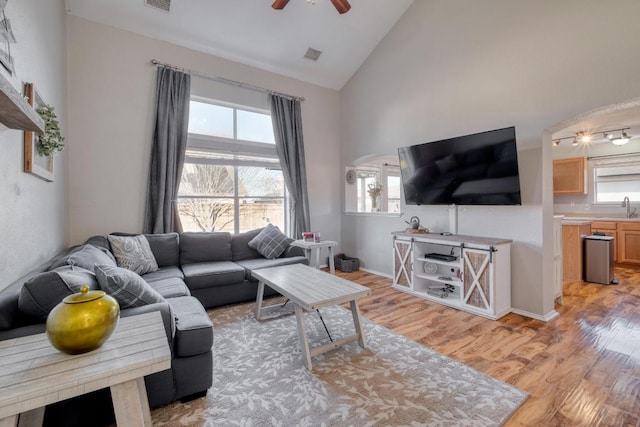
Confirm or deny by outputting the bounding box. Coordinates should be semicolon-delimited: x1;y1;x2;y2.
0;228;307;426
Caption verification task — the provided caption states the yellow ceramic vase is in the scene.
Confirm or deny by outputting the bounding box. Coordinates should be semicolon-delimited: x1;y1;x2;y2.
46;286;120;355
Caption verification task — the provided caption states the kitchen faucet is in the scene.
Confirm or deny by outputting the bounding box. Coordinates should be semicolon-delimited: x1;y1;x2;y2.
621;196;637;218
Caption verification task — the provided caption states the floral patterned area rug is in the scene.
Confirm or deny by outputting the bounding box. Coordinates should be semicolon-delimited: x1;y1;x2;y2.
151;301;528;426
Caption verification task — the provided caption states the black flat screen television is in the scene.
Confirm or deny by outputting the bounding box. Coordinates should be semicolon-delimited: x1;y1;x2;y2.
398;126;522;205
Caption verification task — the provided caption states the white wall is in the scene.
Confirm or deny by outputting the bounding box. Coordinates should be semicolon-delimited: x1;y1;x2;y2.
340;0;640;318
0;1;68;289
66;17;341;246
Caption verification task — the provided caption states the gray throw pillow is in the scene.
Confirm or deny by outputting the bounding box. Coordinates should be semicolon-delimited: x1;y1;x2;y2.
248;224;293;259
18;266;99;320
107;235;159;275
51;244;117;271
95;264;165;309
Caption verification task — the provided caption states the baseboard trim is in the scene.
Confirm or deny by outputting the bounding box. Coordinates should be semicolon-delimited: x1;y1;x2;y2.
511;308;559;322
360;267;393;279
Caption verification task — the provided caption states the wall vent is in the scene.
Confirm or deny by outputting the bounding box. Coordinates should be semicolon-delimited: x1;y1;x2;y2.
145;0;171;12
304;48;322;61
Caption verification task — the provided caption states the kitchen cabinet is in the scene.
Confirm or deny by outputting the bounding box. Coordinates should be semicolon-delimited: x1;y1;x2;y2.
617;222;640;266
591;221;617;262
553;216;563;304
562;221;591;281
553;157;587;195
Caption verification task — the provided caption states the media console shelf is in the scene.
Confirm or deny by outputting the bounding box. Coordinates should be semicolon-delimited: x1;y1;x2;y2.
392;231;512;320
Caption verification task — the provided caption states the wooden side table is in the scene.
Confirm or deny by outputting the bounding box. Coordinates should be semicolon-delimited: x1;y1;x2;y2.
290;240;338;274
0;311;171;427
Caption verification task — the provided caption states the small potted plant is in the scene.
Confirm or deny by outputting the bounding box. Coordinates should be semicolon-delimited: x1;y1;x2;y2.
36;104;64;157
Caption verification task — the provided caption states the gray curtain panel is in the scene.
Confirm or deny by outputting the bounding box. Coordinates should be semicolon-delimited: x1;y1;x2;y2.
270;94;310;238
144;67;191;234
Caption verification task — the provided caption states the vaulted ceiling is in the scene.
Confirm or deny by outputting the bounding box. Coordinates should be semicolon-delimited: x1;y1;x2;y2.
65;0;414;90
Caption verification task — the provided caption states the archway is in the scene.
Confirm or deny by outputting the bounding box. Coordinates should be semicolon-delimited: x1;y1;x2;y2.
542;97;640;315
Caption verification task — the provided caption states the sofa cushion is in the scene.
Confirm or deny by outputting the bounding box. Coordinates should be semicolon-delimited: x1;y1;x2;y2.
108;235;159;275
142;266;184;283
169;296;213;357
50;244;116;271
109;232;180;267
236;256;309;281
180;232;232;264
147;277;191;299
181;261;245;290
18;266;99;321
145;233;180;267
248;224;293;259
231;228;264;261
95;265;165;309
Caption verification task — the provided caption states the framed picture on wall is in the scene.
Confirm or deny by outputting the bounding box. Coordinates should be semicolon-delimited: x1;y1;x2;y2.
23;82;54;182
0;8;16;75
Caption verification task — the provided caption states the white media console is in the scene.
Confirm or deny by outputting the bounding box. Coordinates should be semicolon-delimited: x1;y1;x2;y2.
392;231;512;320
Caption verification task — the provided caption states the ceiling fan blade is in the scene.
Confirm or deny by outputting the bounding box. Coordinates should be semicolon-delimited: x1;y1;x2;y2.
330;0;351;14
272;0;290;10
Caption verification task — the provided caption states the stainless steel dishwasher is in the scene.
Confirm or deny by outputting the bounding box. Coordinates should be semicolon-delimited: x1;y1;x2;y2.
583;235;617;285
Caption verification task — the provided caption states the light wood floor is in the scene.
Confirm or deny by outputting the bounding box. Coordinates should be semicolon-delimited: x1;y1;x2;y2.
336;267;640;426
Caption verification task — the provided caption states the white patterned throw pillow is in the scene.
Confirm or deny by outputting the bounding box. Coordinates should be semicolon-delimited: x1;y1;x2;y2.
248;224;293;259
107;235;159;275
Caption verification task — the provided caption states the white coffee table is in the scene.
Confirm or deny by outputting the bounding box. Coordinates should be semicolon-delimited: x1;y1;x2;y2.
290;240;338;274
0;311;170;427
253;263;371;370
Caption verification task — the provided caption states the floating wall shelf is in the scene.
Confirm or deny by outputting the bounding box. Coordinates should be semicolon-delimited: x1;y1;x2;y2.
0;72;44;132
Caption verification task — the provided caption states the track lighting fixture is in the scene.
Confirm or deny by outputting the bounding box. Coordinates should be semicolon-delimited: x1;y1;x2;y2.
552;128;633;147
611;130;631;146
576;131;592;143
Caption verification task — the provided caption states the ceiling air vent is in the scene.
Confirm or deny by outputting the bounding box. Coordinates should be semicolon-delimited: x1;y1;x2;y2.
304;48;322;61
145;0;171;12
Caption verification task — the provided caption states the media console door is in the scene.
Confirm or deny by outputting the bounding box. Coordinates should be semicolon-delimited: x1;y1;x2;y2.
393;237;413;290
462;248;493;314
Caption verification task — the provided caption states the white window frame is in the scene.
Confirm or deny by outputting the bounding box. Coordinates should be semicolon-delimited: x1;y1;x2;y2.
593;155;640;205
179;97;288;234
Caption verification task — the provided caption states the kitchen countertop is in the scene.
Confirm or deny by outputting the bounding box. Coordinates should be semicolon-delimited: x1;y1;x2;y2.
556;213;640;223
562;219;593;226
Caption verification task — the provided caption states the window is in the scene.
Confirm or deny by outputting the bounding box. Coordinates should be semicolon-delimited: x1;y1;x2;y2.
594;158;640;204
178;98;286;233
386;174;401;213
356;169;379;212
351;165;401;213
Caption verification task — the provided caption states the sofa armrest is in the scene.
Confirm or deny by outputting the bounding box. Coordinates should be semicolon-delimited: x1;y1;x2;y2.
120;301;175;346
168;296;213;358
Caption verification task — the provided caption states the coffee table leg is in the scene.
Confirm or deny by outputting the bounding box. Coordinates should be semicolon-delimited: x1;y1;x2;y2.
350;300;367;349
111;377;152;427
294;305;313;370
255;280;265;320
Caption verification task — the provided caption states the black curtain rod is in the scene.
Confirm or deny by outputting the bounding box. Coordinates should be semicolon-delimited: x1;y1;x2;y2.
150;59;304;102
587;152;640;160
